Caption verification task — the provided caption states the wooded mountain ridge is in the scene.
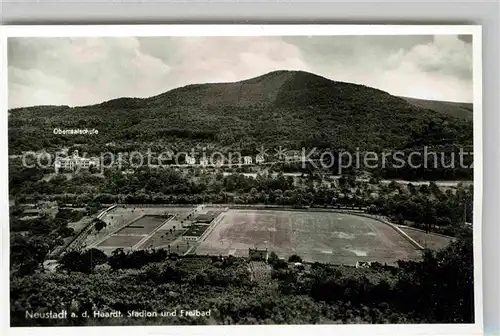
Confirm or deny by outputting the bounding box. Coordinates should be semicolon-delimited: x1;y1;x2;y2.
8;70;473;153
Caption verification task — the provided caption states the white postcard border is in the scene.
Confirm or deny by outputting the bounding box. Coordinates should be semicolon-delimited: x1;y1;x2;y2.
0;24;483;336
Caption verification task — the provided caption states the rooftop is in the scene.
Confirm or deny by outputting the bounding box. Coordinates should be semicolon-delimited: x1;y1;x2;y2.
183;224;209;237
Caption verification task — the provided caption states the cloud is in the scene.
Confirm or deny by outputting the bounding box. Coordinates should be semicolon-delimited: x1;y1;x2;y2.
8;37;172;107
375;35;473;101
8;35;473;108
283;35;473;102
139;36;309;86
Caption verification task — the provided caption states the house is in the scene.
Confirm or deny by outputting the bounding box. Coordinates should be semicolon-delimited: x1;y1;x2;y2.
255;154;265;164
243;156;253;165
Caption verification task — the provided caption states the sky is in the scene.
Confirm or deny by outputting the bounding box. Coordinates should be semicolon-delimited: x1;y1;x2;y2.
8;35;473;109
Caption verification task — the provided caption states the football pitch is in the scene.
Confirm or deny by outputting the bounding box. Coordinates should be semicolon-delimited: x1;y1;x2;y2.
195;209;424;265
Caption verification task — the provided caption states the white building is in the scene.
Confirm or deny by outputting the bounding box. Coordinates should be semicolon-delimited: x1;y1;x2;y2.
255;154;265;164
55;150;99;172
185;155;196;165
243;156;253;165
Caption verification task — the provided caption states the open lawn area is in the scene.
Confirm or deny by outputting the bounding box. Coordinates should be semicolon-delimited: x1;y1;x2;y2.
195;209;422;265
399;226;454;251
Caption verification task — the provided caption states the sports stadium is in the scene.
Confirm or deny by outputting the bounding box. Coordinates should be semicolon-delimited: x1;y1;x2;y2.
85;205;453;265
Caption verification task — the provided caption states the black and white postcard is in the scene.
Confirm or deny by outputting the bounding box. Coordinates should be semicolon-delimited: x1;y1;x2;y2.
1;25;483;336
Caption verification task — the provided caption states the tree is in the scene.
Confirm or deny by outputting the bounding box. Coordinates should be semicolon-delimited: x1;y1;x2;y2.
108;248;127;270
388;181;398;191
395;238;474;322
57;226;75;238
30;217;53;235
268;252;287;269
288;254;302;263
59;249;108;274
94;219;106;233
10;235;51;275
419;184;430;194
81;248;108;272
59;251;83;273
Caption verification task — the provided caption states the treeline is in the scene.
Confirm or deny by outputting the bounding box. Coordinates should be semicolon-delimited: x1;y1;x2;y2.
10;238;473;326
274;147;474;181
11;166;472;237
366;181;472;236
9;204;104;276
269;238;474;323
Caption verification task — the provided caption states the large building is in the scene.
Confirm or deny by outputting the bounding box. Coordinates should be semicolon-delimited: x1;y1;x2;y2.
193;211;221;224
183;224;209;241
55;150;99;172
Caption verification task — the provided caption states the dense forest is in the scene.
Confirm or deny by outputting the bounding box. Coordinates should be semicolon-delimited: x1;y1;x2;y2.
8;71;473;161
10;238;474;326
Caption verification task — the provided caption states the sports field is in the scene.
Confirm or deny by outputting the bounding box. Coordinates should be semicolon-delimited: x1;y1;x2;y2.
195;209;422;265
399;226;453;251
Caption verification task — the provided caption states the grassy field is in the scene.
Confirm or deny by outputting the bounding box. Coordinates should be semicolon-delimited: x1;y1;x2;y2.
399;226;454;250
195;209;422;265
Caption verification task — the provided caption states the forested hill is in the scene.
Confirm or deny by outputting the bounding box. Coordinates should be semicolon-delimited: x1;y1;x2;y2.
8;70;473;154
401;97;473;121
